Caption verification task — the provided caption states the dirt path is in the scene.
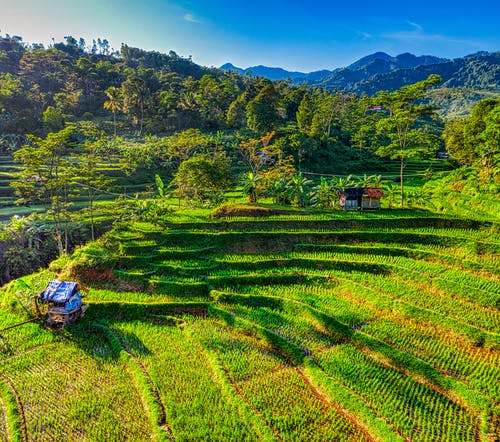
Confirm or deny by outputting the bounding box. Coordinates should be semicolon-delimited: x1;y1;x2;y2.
0;394;9;441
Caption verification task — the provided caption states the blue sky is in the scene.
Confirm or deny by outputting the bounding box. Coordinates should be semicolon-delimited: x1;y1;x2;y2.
0;0;498;71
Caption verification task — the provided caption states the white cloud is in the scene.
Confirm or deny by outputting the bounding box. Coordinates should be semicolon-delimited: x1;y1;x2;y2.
382;21;482;48
356;30;373;39
405;20;423;32
183;13;201;23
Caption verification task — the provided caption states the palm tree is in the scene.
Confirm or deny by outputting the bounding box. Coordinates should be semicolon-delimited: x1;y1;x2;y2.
103;86;122;137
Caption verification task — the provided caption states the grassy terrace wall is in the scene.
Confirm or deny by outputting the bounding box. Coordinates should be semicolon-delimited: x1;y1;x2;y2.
0;212;499;441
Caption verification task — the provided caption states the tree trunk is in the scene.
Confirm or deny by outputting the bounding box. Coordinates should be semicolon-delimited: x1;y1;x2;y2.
139;104;144;136
63;183;69;254
400;156;405;209
52;206;63;255
89;189;95;241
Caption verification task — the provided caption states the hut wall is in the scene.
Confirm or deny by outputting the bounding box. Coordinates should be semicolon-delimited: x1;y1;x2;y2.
343;199;359;211
361;197;381;210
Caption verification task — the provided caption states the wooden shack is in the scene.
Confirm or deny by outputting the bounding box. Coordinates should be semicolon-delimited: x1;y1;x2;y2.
38;281;88;326
339;187;384;211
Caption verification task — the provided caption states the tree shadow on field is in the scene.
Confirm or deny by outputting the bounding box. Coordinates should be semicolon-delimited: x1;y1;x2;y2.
51;301;209;364
307;307;458;394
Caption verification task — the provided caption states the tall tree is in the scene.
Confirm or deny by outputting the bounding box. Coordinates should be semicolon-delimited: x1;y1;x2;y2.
236;132;282;203
375;74;442;207
12;127;75;254
226;94;247;129
442;118;470;164
443;99;499;168
103;86;122;137
174;154;231;205
296;93;314;135
42;105;65;134
464;99;499;171
482;104;500;172
168;128;210;166
246;84;280;134
77;138;113;241
121;76;149;135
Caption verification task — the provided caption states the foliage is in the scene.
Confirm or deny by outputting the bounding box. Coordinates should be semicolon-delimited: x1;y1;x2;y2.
311;176;337;209
375;74;442;207
103;86;122;136
121;75;149;135
246;82;280;134
42;106;65;134
443;99;500;184
12;127;76;254
174;154;232;205
286;172;312;207
167;128;210;165
0;216;56;285
236;132;276;203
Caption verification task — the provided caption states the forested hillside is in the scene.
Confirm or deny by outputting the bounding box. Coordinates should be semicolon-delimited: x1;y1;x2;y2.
0;34;394;173
312;51;500;95
222;51;500;118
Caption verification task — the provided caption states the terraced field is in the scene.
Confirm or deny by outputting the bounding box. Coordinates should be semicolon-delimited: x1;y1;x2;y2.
0;212;499;441
0;153;153;222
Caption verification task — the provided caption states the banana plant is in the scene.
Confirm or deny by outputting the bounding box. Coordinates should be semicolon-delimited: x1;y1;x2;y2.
241;171;261;203
333;174;355;191
287;172;312;208
267;176;290;205
312;176;336;208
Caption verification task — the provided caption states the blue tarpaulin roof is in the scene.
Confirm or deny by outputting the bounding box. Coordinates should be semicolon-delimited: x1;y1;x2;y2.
38;281;79;303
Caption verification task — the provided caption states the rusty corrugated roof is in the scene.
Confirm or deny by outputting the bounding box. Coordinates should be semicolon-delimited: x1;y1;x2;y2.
363;188;384;198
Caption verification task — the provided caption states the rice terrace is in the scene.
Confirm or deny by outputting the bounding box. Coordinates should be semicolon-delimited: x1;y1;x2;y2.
1;1;500;440
1;208;499;441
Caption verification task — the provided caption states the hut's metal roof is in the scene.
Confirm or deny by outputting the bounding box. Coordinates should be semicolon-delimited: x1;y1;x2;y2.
363;188;384;198
38;281;79;303
339;187;384;198
339;188;364;197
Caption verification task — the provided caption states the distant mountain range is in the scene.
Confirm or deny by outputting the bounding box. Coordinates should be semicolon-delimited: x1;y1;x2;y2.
219;63;331;82
220;51;500;96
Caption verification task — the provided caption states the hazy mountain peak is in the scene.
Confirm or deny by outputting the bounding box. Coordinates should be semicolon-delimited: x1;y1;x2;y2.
220;62;240;70
347;52;392;70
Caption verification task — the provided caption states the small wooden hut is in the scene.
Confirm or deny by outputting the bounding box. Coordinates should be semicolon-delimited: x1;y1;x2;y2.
38;281;88;326
338;187;384;211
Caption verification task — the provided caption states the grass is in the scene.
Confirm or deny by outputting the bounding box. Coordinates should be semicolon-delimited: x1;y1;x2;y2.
1;187;499;440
